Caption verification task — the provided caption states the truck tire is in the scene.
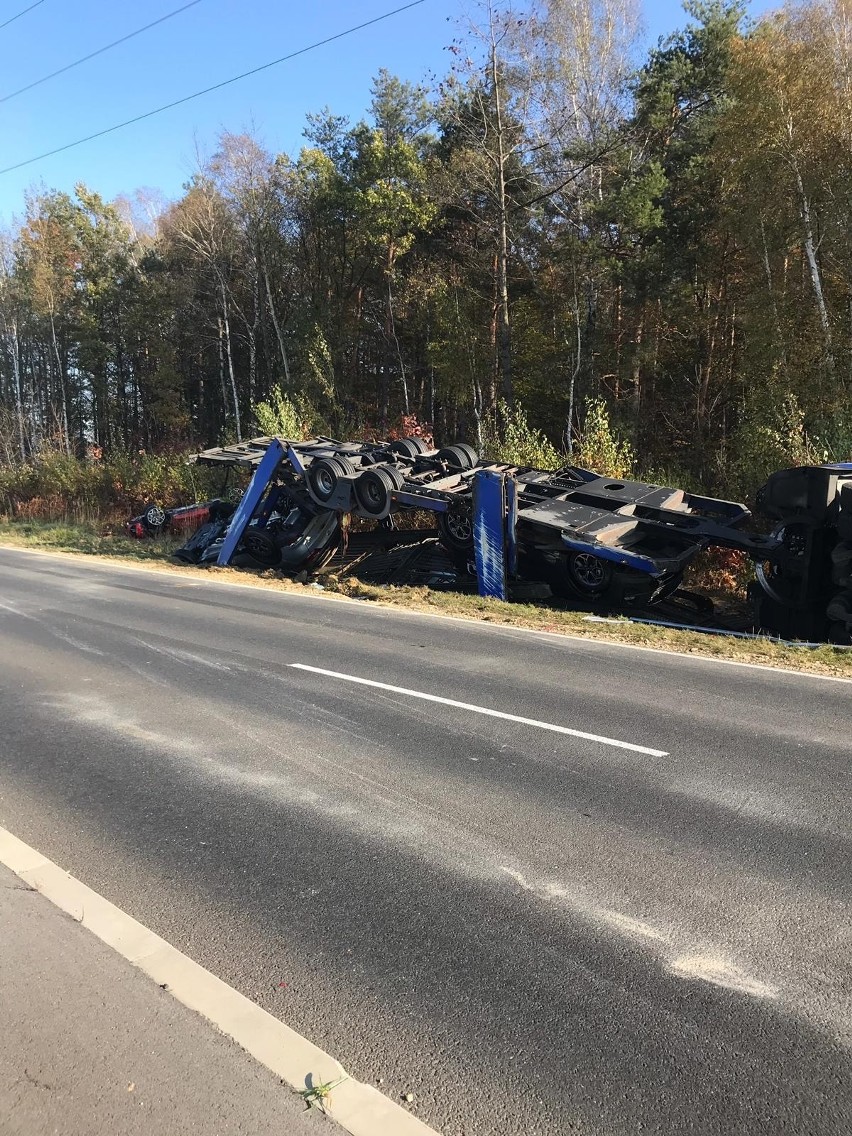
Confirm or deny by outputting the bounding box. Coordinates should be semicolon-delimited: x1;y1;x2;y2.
354;466;404;519
307;456;354;503
389;437;430;459
437;444;476;472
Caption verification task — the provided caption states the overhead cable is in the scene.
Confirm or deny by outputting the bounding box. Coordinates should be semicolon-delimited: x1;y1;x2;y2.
0;0;426;175
1;0;204;104
0;0;44;32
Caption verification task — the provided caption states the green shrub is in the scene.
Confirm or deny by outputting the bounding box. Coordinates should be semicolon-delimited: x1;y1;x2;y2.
812;417;852;465
253;386;320;440
480;400;562;468
0;447;217;522
728;390;822;502
573;398;635;479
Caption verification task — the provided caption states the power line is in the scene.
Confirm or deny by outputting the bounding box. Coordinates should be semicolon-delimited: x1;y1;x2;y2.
0;0;44;32
1;0;204;104
0;0;427;176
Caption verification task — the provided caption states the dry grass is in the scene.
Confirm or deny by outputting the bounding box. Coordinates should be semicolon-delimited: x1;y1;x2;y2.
1;519;850;679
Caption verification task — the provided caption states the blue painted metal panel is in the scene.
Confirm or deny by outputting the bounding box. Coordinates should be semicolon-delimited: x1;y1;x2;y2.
562;536;661;575
217;438;286;566
286;444;306;476
473;469;508;600
254;484;289;529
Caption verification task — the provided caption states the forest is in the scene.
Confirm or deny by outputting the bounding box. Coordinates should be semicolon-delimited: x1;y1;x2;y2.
1;0;850;512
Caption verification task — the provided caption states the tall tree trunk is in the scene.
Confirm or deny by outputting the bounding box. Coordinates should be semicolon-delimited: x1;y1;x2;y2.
247;262;261;406
49;312;70;454
219;285;241;441
9;318;26;459
217;319;228;421
792;157;835;376
386;263;409;416
491;43;513;405
760;217;786;373
630;309;644;441
565;271;582;457
263;262;291;386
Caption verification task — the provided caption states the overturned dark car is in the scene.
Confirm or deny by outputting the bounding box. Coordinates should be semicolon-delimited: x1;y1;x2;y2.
126;498;236;540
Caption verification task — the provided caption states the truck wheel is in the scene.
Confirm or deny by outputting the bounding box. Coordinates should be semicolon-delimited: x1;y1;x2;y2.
354;466;403;519
390;437;430;459
437;445;476;471
454;443;478;468
307;456;353;503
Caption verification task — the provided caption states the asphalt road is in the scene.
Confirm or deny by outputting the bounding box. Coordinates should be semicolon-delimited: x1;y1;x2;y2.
0;546;850;1135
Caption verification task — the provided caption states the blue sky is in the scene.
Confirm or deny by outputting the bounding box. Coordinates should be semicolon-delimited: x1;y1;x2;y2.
0;0;753;226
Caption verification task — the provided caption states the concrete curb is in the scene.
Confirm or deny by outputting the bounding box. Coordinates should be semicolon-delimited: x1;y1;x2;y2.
0;826;440;1136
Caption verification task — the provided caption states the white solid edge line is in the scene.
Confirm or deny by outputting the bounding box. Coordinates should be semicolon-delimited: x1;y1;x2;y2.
288;663;669;757
0;826;439;1136
3;543;851;686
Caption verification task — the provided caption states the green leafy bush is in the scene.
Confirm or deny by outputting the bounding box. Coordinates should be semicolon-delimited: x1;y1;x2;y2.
0;447;217;522
253;386;320;440
573;398;635;479
480;400;562;469
728;390;822;502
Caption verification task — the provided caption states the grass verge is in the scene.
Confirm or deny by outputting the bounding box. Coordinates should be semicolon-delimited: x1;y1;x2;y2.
1;519;850;680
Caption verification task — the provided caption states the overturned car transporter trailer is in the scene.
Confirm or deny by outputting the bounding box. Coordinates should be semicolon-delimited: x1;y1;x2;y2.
184;434;796;613
752;463;852;643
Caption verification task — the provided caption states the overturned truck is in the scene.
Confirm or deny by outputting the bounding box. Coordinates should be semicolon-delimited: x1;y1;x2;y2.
753;463;852;643
163;435;852;643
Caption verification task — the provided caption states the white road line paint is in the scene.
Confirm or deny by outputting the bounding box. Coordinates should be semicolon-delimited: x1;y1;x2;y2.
288;663;669;757
3;544;852;685
0;826;439;1136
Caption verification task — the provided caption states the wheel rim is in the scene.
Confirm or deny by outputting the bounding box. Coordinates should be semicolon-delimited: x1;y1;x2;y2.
310;462;338;499
446;509;472;543
146;506;166;527
363;479;384;508
447;511;474;540
244;531;278;563
569;552;610;593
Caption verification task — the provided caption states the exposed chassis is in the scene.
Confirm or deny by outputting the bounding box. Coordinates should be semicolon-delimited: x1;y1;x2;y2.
191;436;781;608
